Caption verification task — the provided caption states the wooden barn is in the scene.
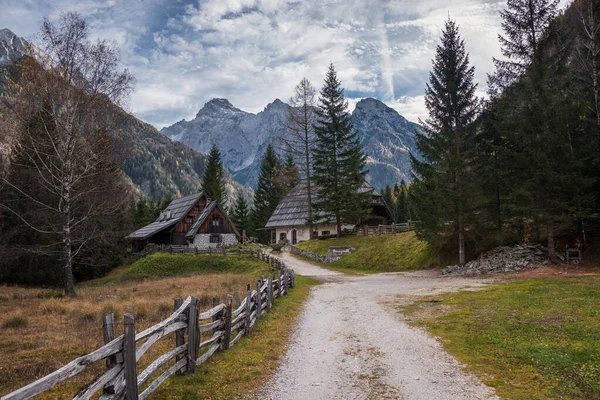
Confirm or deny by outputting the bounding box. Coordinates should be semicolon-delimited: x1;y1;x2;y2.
128;192;239;251
265;181;392;244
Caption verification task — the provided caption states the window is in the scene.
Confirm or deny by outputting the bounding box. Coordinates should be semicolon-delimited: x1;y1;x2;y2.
186;217;193;224
279;232;287;241
210;234;222;243
321;230;330;236
211;215;221;226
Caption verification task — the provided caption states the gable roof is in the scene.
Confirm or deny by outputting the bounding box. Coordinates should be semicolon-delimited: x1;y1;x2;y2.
185;200;240;238
265;181;386;229
128;192;204;240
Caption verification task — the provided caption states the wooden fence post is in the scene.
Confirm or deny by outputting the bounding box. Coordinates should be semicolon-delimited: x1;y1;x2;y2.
123;313;138;400
256;280;262;320
102;313;117;395
102;313;116;369
187;297;199;373
234;291;241;309
222;295;233;350
245;284;252;334
279;269;284;297
267;274;273;310
174;298;185;375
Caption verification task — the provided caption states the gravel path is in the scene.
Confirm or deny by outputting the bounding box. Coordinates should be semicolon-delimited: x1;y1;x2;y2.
262;252;500;400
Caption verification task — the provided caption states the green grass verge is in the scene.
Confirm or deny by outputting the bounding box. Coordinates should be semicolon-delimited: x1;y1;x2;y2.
154;275;319;399
296;232;438;273
90;253;267;285
403;277;600;399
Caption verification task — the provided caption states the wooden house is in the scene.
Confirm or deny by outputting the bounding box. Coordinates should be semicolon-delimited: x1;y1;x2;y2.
265;181;392;244
128;192;239;251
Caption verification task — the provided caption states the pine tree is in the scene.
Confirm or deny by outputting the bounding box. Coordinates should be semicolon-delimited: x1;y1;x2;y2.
252;143;285;243
488;0;559;94
158;193;173;211
232;195;250;238
201;144;227;205
382;185;395;220
411;19;479;265
312;63;370;238
395;180;409;223
282;152;300;191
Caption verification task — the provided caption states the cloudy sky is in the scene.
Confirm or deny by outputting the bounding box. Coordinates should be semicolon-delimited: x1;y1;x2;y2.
0;0;569;129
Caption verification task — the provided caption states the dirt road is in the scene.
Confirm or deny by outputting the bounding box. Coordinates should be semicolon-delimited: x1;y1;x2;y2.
262;252;499;400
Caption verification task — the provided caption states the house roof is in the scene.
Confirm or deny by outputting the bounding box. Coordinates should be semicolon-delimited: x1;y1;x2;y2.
128;193;204;240
185;200;240;238
265;181;378;228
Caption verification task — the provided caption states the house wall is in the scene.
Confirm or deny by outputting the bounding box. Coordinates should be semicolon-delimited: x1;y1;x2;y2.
274;224;355;244
175;197;207;233
198;207;236;234
190;233;238;250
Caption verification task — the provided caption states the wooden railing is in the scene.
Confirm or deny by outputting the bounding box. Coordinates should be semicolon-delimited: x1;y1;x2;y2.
355;222;412;236
1;250;294;400
136;244;263;258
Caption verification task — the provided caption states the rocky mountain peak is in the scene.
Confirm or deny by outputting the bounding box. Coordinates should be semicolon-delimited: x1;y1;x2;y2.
0;28;29;66
196;98;244;118
264;98;286;111
162;97;421;190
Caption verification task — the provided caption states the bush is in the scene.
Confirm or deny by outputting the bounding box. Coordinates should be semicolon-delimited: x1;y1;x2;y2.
2;315;28;329
271;243;283;252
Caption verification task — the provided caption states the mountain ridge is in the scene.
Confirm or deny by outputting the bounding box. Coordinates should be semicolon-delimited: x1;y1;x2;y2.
161;97;421;189
0;28;253;204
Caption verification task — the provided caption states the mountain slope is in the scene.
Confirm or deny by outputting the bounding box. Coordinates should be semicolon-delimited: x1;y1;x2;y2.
0;29;253;203
0;29;28;66
161;97;421;189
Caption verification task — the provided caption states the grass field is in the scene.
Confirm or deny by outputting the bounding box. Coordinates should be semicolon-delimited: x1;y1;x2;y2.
296;232;439;273
154;275;318;399
0;253;311;398
402;276;600;399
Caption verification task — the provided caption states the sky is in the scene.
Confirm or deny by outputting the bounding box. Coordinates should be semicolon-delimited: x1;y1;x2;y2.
0;0;570;129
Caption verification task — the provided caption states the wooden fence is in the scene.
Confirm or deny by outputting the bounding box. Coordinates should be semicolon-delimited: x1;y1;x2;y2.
1;250;294;400
136;244;263;258
355;222;412;236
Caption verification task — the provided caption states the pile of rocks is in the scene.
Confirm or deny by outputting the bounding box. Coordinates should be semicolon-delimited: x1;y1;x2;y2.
443;243;548;275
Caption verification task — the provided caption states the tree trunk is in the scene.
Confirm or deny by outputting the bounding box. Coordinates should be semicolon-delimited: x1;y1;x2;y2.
547;225;558;264
305;116;314;237
458;214;465;266
63;232;76;296
336;214;342;239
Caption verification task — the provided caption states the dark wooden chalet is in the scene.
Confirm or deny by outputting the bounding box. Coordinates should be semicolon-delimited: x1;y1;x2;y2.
128;192;239;251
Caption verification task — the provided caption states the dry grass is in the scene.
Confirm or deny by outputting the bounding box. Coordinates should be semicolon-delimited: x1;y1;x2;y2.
0;259;271;398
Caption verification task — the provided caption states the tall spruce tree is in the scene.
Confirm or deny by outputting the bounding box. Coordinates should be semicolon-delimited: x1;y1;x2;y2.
201;144;227;205
282;152;300;191
232;195;251;238
395;180;409;223
312;63;370;238
488;0;559;94
252;143;285;243
411;19;479;265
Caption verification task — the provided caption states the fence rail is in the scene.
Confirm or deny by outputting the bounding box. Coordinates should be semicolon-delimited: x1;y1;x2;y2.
1;250;294;400
354;222;412;236
136;244;262;258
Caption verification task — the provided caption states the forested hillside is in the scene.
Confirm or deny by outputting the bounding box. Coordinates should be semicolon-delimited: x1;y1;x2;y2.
410;0;600;263
0;37;252;203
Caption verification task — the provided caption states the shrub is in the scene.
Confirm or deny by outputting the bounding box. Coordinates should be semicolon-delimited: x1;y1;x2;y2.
2;316;28;329
271;243;283;252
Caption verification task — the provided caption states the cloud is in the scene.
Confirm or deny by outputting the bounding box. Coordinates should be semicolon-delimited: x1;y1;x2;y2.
0;0;569;129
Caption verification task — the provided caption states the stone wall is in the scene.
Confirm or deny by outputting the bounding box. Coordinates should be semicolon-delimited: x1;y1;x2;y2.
191;233;238;250
290;245;355;263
